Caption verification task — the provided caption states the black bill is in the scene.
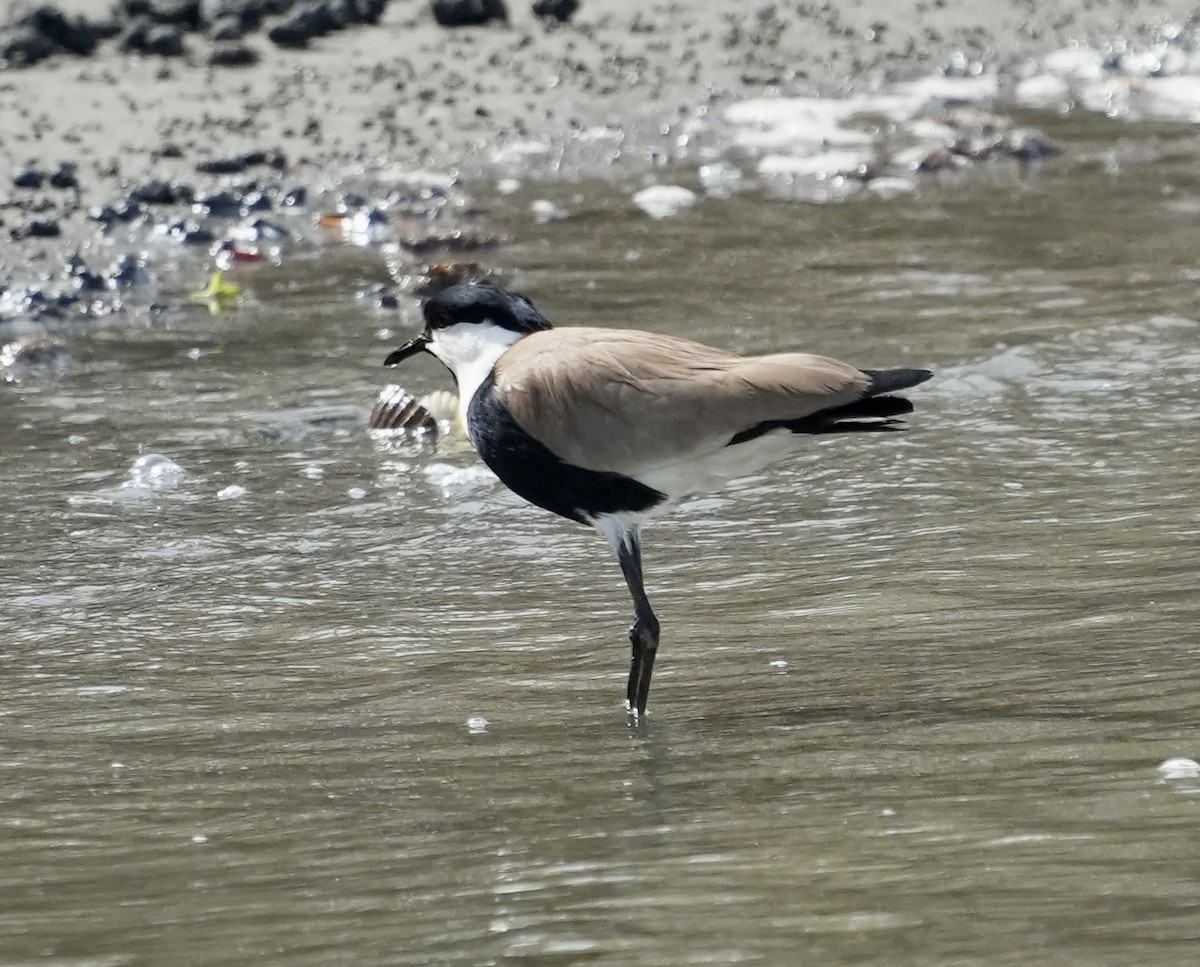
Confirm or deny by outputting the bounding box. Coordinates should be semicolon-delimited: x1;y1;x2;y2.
383;334;429;367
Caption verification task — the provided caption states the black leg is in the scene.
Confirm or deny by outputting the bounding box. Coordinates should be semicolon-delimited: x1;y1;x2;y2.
615;533;660;719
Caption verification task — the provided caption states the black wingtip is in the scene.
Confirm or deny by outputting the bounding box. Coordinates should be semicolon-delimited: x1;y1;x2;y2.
862;368;933;395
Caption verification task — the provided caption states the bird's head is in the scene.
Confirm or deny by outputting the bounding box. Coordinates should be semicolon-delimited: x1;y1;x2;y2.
382;285;553;378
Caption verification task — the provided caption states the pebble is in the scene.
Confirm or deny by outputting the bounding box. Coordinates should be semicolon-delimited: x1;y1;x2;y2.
209;39;261;66
432;0;508;28
13;219;62;240
49;162;79;189
132;178;189;205
13;167;44;189
532;0;578;22
193;190;243;217
209;16;245;41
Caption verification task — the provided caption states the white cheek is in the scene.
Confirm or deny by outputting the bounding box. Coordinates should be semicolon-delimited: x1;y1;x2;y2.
428;323;522;413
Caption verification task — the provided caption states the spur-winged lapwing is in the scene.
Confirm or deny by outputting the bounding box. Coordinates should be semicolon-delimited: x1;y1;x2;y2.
384;284;931;718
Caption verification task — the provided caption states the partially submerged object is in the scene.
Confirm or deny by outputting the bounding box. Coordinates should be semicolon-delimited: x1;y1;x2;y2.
368;385;459;437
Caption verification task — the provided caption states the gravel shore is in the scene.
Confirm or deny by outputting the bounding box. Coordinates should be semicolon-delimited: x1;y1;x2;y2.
1;0;1194;331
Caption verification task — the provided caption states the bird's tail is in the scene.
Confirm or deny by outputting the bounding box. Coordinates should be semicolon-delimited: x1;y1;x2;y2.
798;397;907;434
792;368;932;435
726;367;932;444
861;368;934;395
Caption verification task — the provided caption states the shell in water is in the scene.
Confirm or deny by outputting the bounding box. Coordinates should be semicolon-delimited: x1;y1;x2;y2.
418;389;460;427
368;385;439;436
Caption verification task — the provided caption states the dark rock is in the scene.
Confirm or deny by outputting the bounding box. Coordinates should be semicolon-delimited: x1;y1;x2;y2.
108;254;153;288
193;190;243;216
200;0;297;28
240;189;273;212
1;287;66;320
131;178;189;204
267;16;311;47
431;0;507;28
67;254;107;293
158;143;185;158
242;216;289;239
209;14;245;39
352;0;387;24
195;150;285;173
167;218;217;244
282;185;308;207
91;200;146;224
312;0;352;32
13;167;44;189
22;6;103;55
119;18;184;54
118;18;188;55
143;23;188;55
48;162;79;189
358;282;399;311
208;41;260;65
122;0;202;28
2;28;57;67
13;219;62;240
532;0;576;22
1008;132;1059;161
196;155;251;174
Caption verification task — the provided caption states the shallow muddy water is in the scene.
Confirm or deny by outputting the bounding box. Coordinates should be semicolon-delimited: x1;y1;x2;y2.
4;114;1200;965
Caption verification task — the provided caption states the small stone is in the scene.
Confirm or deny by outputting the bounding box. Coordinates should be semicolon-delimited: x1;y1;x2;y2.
209;14;244;40
2;29;57;68
108;254;153;289
192;190;242;216
240;189;272;212
532;0;577;22
142;0;203;27
268;16;312;47
199;0;264;31
49;162;79;189
431;0;508;28
13;167;44;189
168;219;216;245
131;178;183;205
211;36;262;65
14;219;62;239
143;24;187;55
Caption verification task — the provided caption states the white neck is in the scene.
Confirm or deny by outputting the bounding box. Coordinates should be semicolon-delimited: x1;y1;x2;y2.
427;321;523;425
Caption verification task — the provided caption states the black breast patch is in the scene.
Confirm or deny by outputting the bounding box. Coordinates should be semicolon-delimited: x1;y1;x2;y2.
467;372;666;525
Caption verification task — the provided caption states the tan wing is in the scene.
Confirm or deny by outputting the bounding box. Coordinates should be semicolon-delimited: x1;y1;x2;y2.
492;327;869;476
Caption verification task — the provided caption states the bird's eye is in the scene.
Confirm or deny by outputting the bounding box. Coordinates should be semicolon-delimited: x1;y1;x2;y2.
428;308;454;329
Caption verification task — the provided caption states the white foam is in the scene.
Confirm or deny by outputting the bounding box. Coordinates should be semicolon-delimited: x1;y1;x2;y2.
1159;757;1200;780
1014;73;1072;109
531;199;568;223
1018;43;1200;122
127;453;186;489
632;185;697;219
722;75;1004;201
